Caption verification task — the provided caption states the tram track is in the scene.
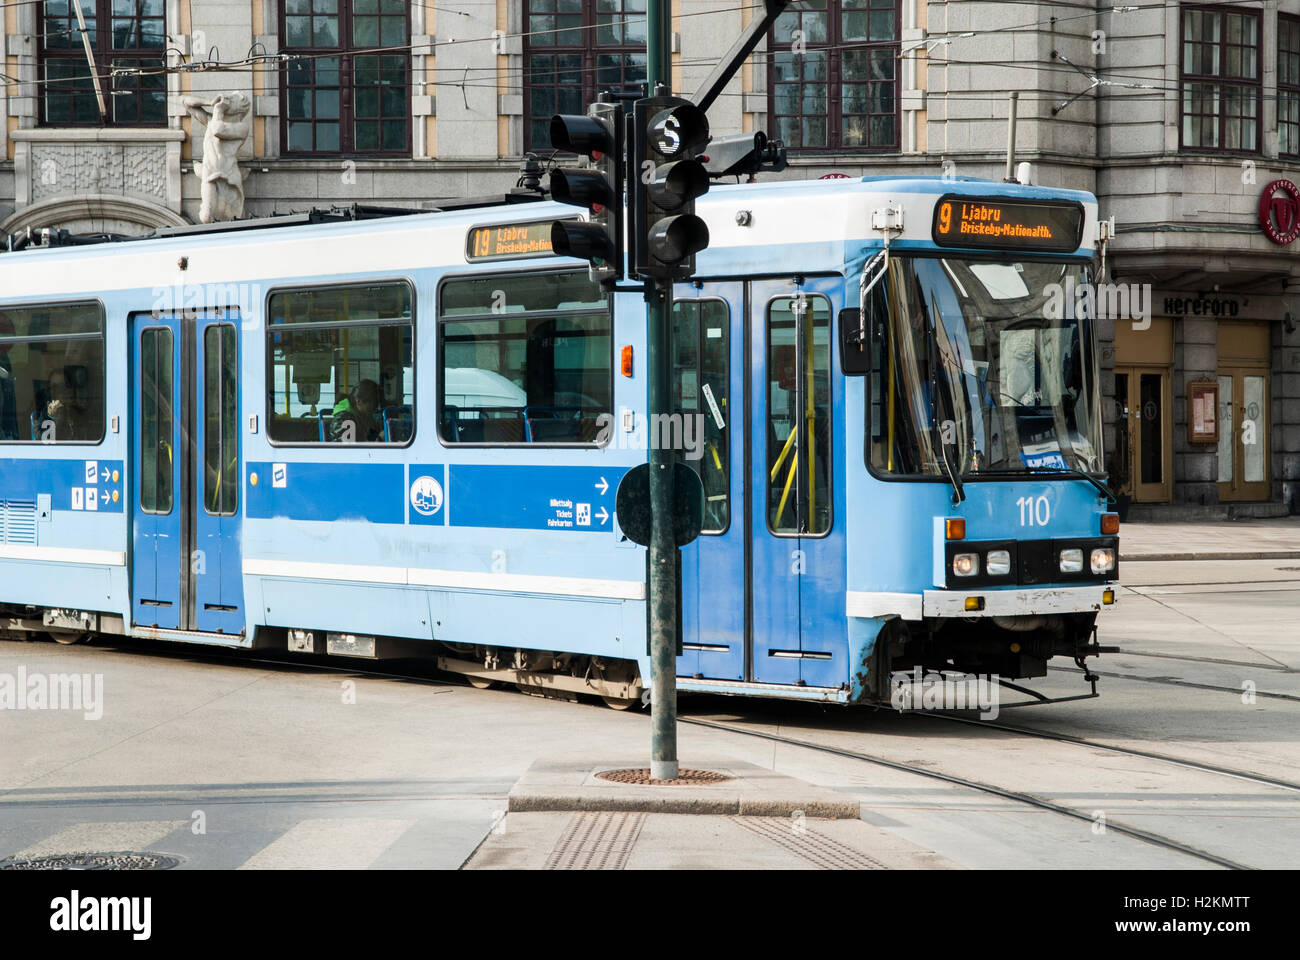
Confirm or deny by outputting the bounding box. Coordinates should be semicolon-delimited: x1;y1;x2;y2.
678;716;1254;870
918;713;1300;794
1052;664;1300;703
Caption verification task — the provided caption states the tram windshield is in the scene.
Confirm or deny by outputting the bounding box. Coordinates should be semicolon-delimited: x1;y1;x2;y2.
867;257;1104;478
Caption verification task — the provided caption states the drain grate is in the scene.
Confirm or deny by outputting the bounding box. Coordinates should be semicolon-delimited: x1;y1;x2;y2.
730;817;888;870
545;812;645;870
595;767;733;786
0;851;180;871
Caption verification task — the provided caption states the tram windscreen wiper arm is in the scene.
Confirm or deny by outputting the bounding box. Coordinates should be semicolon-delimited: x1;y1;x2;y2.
979;465;1115;504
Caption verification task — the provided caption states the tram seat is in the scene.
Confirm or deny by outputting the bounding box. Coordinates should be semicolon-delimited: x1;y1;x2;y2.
524;405;582;442
271;415;323;442
381;405;412;443
479;415;524;443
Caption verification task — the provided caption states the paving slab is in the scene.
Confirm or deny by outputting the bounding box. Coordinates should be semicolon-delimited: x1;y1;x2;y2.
506;758;862;819
1120;518;1300;560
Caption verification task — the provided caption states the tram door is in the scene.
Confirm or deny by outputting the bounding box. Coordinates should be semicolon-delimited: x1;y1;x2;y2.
673;284;745;680
749;279;847;687
131;312;244;634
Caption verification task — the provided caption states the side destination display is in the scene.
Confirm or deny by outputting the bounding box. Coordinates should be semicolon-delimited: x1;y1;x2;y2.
466;218;577;262
931;195;1085;253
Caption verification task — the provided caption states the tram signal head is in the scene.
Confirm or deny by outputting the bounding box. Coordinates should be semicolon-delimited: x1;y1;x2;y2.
547;103;624;286
631;97;712;280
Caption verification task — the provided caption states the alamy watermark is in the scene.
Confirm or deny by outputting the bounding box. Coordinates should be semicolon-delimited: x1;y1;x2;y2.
0;667;104;719
595;407;707;461
890;666;1000;720
1043;276;1153;330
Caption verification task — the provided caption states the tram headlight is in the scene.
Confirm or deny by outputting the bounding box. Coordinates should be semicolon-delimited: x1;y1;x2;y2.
952;553;979;577
1059;548;1084;573
1091;547;1116;575
986;550;1011;576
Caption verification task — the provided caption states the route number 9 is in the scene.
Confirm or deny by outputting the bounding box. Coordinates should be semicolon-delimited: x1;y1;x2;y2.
938;202;952;235
1017;495;1050;527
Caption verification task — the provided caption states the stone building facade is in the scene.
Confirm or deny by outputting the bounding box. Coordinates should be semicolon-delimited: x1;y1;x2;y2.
2;0;1298;513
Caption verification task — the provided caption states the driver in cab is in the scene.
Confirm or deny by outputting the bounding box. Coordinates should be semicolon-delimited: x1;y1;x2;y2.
329;379;381;443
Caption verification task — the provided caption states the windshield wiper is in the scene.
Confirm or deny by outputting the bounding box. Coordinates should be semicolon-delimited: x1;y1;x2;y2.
977;465;1115;505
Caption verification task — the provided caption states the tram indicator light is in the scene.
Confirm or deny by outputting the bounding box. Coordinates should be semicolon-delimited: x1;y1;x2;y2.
548;103;624;285
932;195;1085;254
1101;512;1119;535
630;96;712;280
945;517;966;540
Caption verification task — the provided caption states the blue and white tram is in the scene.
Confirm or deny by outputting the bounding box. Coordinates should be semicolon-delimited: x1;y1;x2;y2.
0;175;1118;707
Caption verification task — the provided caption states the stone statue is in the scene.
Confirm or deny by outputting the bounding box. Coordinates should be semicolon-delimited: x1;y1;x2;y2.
182;92;252;223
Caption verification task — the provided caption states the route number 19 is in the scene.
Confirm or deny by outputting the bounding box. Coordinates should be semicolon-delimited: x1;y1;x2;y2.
1017;495;1050;526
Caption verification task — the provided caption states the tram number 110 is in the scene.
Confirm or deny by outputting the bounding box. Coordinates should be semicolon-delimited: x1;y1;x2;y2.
1017;495;1051;527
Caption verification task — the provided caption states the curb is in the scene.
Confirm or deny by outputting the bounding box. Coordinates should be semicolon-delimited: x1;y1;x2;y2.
506;792;862;819
1122;552;1300;562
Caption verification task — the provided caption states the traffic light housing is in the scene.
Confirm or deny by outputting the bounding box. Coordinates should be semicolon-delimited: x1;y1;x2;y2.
702;130;788;180
631;97;711;280
548;102;623;284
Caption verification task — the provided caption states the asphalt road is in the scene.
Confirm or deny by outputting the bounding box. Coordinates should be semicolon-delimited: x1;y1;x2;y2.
1;558;1296;869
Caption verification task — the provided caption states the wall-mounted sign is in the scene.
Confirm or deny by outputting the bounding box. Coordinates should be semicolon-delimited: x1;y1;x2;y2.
1188;381;1219;444
1162;296;1241;317
1259;179;1300;244
931;196;1084;253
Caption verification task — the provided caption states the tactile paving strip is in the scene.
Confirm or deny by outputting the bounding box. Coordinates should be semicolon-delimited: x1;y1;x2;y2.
545;811;647;870
730;817;887;870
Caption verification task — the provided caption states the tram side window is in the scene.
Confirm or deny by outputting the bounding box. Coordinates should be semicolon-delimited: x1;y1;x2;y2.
438;272;611;445
0;302;105;444
266;282;415;445
672;300;729;533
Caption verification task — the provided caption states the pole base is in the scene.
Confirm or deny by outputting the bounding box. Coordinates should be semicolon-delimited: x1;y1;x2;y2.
650;759;679;781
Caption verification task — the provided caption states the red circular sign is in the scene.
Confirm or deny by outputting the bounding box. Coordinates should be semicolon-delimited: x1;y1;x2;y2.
1259;179;1300;244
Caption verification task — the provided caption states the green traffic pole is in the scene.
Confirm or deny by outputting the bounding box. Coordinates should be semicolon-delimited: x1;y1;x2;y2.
645;0;678;782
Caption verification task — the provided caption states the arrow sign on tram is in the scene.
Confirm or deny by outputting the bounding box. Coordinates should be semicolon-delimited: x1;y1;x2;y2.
100;468;110;482
595;476;609;496
596;507;609;526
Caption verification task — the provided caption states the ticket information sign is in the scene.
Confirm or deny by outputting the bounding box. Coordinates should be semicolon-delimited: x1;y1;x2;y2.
931;196;1084;253
466;219;576;262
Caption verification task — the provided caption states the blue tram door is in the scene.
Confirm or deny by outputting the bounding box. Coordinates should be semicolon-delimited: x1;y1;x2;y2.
749;279;847;687
673;284;744;680
131;313;244;634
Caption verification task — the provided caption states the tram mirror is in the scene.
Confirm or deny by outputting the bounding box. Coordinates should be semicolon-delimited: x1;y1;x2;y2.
615;462;705;548
839;308;869;376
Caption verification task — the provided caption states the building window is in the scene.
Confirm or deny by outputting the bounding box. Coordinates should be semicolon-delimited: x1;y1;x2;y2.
38;0;167;126
280;0;410;155
1180;4;1260;152
523;0;648;151
1281;15;1300;157
768;0;898;152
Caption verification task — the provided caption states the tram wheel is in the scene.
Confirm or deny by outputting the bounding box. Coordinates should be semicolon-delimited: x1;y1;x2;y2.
466;675;498;690
46;631;92;646
601;695;641;711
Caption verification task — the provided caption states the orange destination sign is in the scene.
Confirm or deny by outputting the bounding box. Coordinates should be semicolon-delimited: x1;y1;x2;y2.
466;219;576;262
931;196;1084;253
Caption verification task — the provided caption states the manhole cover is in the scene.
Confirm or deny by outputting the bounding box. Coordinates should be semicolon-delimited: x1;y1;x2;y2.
595;767;732;786
0;852;180;870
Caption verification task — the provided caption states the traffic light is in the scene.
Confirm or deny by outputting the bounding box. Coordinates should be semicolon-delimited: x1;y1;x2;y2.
548;102;623;284
630;96;711;280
